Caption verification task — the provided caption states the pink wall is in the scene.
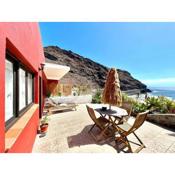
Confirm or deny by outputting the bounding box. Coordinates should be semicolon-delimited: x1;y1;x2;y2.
0;23;44;153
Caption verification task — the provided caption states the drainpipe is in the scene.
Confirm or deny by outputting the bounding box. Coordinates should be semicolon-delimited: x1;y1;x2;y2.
39;63;45;119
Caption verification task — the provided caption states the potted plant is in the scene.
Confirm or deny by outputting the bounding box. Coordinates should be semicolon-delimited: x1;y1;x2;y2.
40;115;50;133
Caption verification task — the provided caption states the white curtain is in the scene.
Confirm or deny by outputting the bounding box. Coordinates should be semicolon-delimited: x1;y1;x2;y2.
5;60;13;121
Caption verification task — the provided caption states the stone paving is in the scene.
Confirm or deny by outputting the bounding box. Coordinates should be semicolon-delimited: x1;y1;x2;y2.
32;104;175;153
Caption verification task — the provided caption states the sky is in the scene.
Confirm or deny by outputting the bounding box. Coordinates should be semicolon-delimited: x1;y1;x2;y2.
39;22;175;88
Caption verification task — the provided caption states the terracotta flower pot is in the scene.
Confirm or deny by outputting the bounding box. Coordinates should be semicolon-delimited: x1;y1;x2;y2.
40;123;49;133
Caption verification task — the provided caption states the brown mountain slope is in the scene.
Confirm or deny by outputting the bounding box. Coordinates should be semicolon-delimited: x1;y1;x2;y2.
44;46;150;92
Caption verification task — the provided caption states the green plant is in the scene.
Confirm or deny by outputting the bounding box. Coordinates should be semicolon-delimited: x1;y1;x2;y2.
169;101;175;112
41;115;50;125
46;90;51;98
145;96;175;113
159;96;175;113
92;90;102;104
130;95;175;115
132;101;148;114
146;96;166;113
122;93;136;103
145;96;161;111
58;92;62;96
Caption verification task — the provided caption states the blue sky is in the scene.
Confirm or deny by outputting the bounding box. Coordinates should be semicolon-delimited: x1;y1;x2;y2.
39;22;175;88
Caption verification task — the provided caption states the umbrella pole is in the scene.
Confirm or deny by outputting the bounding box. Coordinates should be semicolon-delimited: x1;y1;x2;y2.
109;104;111;110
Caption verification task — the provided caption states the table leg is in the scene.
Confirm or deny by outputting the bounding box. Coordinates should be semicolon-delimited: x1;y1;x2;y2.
109;116;124;127
109;116;117;126
99;113;107;118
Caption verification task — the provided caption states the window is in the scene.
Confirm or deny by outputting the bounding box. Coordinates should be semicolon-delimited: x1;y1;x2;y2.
5;52;34;126
19;68;26;110
5;59;14;122
28;73;33;104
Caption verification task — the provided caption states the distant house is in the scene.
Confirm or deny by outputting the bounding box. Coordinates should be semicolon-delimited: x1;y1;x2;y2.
0;23;69;153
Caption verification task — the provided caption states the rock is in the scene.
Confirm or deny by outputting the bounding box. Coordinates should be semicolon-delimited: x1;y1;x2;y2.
44;46;150;92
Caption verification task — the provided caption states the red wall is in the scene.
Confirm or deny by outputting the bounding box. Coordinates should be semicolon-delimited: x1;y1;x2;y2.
0;23;44;153
7;108;39;153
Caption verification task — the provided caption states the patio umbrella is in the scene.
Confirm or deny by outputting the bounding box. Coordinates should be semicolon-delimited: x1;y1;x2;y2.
102;68;122;109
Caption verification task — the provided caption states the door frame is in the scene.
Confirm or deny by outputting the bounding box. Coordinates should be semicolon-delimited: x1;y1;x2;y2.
39;76;42;118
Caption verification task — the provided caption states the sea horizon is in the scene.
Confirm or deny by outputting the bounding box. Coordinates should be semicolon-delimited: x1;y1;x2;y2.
148;87;175;100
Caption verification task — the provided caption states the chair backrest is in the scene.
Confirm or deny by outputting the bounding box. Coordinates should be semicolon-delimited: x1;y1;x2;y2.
86;105;101;127
121;102;133;116
126;110;149;135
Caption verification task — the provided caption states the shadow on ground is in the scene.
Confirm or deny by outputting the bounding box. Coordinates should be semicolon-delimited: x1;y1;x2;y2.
146;120;175;132
51;109;76;114
168;133;175;137
67;124;134;153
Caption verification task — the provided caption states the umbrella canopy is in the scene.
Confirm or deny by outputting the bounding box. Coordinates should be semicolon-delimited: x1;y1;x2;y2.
102;68;122;107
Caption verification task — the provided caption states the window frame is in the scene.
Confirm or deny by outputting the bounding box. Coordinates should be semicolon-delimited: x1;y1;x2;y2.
5;51;35;130
18;66;27;112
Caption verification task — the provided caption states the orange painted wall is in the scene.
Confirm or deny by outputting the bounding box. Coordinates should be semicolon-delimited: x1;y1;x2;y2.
47;80;59;96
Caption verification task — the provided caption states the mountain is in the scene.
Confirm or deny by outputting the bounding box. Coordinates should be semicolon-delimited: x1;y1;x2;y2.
44;46;150;92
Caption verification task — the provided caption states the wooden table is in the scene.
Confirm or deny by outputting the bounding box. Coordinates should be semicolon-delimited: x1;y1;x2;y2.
90;104;128;126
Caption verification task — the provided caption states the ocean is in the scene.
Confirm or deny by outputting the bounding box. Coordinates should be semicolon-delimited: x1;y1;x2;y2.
149;88;175;100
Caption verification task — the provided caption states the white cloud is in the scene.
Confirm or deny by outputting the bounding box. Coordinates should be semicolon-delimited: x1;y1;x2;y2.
141;77;175;85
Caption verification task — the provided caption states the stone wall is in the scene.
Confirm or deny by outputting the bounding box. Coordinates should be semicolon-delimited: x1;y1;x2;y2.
147;114;175;128
50;95;92;104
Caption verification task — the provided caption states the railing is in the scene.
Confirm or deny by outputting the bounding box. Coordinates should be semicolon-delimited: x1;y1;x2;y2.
92;88;148;96
122;89;148;96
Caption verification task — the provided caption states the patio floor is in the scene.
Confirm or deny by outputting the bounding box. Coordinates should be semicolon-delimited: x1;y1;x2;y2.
32;104;175;153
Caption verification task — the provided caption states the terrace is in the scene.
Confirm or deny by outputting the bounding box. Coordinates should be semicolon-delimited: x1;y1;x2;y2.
32;104;175;153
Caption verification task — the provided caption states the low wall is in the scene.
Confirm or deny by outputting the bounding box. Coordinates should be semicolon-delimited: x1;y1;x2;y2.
147;114;175;128
50;95;92;104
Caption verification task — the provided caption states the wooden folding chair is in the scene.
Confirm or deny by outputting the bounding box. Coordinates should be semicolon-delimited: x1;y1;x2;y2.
115;110;149;153
120;102;133;122
86;105;113;142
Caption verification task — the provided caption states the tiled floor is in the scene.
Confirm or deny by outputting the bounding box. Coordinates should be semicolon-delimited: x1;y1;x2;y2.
32;104;175;153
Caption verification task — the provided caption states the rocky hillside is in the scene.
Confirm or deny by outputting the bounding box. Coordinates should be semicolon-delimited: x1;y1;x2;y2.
44;46;150;92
